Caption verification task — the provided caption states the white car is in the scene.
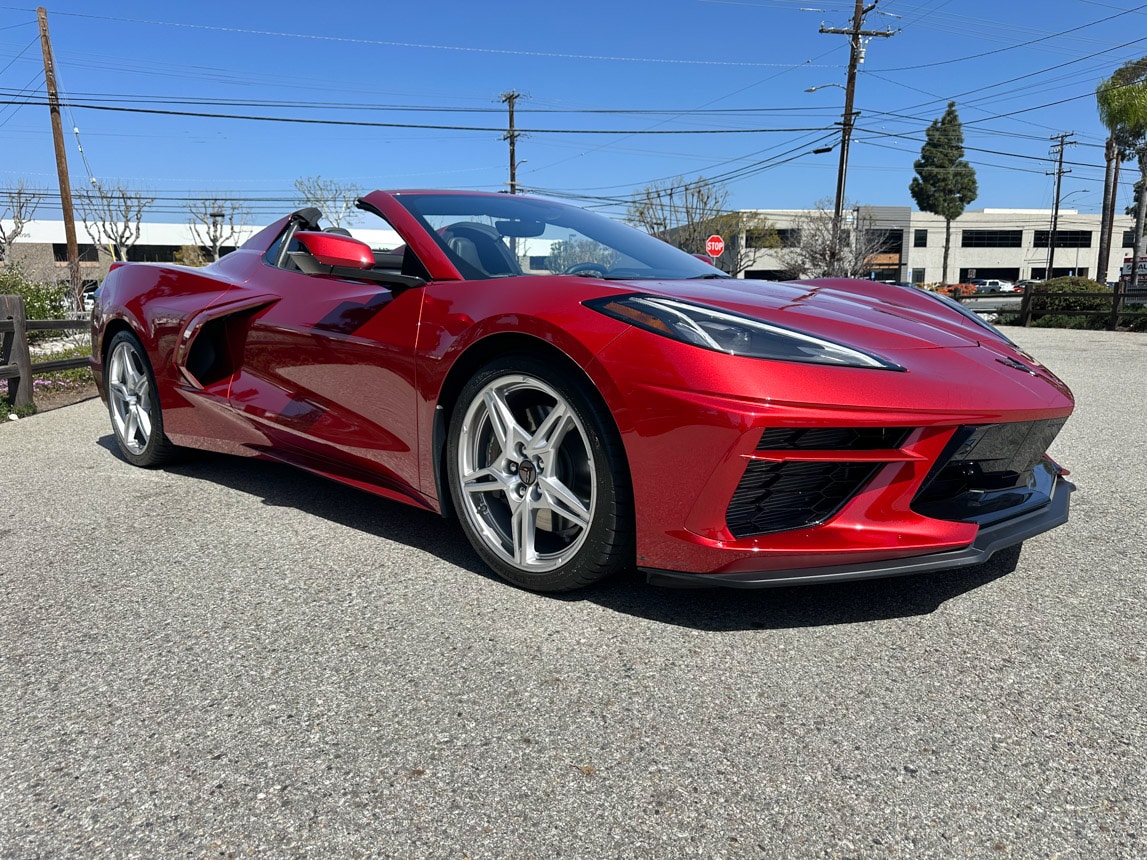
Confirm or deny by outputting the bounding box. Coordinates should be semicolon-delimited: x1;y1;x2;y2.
971;279;1016;293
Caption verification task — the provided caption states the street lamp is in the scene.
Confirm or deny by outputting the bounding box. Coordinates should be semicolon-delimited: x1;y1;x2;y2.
1059;189;1089;209
807;82;860;275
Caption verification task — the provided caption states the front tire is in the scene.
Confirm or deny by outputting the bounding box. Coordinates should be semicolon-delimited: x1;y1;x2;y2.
446;357;632;592
105;330;177;468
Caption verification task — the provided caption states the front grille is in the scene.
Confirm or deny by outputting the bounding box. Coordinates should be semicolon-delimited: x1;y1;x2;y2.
726;461;882;538
757;426;911;451
912;418;1067;524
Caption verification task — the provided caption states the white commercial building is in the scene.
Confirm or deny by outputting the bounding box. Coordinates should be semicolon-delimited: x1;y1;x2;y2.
740;206;1137;285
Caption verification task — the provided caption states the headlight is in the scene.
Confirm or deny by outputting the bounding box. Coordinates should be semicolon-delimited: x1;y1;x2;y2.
585;294;903;370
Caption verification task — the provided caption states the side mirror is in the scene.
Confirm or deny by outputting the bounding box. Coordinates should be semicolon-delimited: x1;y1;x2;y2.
289;230;426;292
294;231;374;270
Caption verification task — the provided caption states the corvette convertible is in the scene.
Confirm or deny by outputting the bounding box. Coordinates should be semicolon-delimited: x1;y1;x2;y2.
91;190;1075;592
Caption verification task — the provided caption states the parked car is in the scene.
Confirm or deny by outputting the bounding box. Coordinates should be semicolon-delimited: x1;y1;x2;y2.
81;284;100;313
90;189;1075;592
970;278;1016;293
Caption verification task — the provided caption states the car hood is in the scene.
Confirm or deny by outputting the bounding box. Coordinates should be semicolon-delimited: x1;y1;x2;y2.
611;277;993;353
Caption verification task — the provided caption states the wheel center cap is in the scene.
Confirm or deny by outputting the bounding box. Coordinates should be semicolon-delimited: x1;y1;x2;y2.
517;459;537;486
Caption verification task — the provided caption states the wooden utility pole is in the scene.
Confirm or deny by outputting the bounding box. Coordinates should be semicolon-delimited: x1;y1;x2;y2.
819;0;895;274
1045;132;1074;279
37;6;81;306
501;90;525;194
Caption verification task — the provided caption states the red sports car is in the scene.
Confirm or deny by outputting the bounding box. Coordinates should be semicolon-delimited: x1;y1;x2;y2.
91;190;1075;592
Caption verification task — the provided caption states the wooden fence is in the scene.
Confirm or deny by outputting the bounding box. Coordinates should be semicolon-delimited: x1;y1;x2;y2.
0;294;90;410
955;283;1147;330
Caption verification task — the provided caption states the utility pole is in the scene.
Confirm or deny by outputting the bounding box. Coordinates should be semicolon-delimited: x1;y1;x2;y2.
1045;132;1074;279
501;90;526;194
37;6;81;307
819;0;895;275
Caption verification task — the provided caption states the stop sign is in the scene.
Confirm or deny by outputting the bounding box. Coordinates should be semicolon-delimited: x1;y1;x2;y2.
705;234;725;258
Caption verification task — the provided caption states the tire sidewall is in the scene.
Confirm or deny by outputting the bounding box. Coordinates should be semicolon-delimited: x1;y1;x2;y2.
106;330;171;468
446;356;629;592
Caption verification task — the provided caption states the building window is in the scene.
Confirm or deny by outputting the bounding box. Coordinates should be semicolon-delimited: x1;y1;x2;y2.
1032;267;1089;279
53;243;99;262
1033;230;1091;248
744;269;797;281
126;244;180;263
770;227;798;247
911;268;926;284
960;230;1023;248
1122;229;1139;247
746;228;783;249
865;228;904;254
913;229;927;248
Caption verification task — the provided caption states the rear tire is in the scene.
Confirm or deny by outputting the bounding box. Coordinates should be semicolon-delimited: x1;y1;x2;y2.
446;356;632;592
105;330;178;468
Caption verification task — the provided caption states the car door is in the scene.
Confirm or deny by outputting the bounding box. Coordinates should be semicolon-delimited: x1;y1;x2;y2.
228;232;427;505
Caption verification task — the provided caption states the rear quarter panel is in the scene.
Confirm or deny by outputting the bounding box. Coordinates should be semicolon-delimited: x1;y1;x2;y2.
91;256;259;404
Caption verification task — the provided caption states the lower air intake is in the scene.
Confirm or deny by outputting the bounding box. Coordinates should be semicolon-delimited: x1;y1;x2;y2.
726;461;881;539
912;418;1068;524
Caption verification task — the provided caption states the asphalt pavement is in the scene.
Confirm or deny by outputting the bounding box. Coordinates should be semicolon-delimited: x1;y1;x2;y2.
1;327;1144;859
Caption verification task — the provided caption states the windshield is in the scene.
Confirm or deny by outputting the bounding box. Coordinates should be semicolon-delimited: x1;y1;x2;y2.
393;192;727;281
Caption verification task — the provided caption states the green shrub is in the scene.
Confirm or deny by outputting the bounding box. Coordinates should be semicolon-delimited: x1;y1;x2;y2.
0;264;70;320
1031;277;1110;315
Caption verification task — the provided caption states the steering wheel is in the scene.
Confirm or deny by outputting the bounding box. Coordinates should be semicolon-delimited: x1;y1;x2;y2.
563;262;609;277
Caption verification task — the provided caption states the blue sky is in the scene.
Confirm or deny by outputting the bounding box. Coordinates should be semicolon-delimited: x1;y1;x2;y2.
0;0;1142;223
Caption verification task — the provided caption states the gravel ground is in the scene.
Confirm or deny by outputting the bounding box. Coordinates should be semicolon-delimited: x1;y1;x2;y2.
1;327;1144;859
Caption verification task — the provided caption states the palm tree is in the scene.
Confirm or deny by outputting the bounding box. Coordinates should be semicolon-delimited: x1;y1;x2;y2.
1096;59;1147;291
1095;86;1121;285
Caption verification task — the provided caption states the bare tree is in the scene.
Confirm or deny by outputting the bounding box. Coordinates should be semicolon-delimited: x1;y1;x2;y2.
0;181;42;262
188;199;251;262
546;237;618;273
627;176;775;275
707;210;777;276
293;176;361;228
774;200;891;279
628;176;724;251
78;180;154;263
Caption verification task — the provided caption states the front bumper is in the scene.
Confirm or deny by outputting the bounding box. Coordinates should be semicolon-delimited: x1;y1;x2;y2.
644;476;1074;589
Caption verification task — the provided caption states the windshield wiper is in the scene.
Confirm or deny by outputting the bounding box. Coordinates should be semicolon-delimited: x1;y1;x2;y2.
686;273;731;279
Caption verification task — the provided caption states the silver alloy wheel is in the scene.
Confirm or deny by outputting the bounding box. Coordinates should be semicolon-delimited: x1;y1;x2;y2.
456;373;597;574
107;339;154;455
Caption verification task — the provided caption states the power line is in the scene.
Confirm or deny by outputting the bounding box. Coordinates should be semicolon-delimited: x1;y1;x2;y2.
868;2;1147;72
0;97;836;134
0;33;36;78
0;6;844;69
0;88;848;116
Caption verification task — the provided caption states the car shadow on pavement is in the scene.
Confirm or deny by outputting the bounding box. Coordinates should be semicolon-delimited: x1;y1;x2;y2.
96;437;492;577
98;436;1022;631
574;546;1022;631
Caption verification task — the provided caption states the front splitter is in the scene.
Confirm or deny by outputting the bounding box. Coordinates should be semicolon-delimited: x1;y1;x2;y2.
644;478;1074;589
